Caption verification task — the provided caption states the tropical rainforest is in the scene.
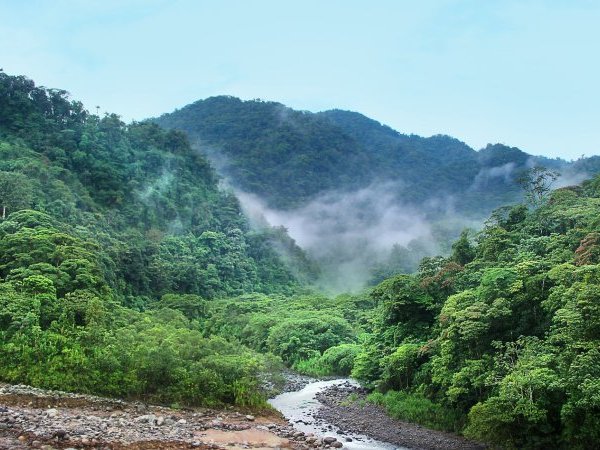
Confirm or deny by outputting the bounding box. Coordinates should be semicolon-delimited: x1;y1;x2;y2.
1;71;599;449
155;96;600;289
155;96;600;213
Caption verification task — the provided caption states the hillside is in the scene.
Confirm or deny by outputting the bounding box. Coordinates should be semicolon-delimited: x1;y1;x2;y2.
154;97;599;216
0;70;318;406
155;97;600;289
349;177;600;449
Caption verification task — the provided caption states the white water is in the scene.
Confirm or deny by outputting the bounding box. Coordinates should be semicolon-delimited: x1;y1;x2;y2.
268;378;405;450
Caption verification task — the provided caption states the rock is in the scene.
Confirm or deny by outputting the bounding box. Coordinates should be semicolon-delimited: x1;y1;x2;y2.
136;413;156;424
54;429;67;439
177;418;187;424
156;415;165;426
323;436;338;444
245;414;255;421
332;442;344;448
45;408;59;418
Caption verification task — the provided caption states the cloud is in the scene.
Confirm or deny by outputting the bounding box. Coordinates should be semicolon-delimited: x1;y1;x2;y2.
470;162;518;190
236;181;434;292
555;170;591;189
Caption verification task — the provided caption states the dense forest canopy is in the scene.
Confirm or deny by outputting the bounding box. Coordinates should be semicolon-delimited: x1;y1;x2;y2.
1;71;599;449
155;96;600;215
0;70;316;406
351;177;600;449
156;97;600;290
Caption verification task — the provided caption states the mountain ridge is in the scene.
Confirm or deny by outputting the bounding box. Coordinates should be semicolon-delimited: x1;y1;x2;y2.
155;95;600;218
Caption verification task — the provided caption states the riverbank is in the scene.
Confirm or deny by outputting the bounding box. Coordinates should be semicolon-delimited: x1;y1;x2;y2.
1;380;488;450
0;383;311;449
314;381;487;450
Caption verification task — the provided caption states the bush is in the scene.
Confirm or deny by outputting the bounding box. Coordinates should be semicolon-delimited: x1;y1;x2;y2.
266;314;354;365
368;390;464;432
320;344;361;375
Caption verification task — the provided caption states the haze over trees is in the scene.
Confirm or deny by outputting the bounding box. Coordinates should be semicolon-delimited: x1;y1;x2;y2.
155;97;600;214
1;71;599;448
155;96;600;290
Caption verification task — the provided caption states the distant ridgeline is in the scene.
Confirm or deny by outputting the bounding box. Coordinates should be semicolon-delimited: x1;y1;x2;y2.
155;96;600;214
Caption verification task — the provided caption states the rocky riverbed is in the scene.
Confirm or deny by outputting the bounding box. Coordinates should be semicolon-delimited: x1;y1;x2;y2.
0;380;488;450
0;383;344;450
314;381;487;450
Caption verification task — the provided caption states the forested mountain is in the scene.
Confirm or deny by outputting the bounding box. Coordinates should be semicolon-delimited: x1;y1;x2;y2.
350;178;600;449
155;97;600;289
155;96;600;216
0;70;316;405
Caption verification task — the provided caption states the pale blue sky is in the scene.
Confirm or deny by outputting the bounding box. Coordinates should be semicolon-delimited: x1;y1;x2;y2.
1;0;599;159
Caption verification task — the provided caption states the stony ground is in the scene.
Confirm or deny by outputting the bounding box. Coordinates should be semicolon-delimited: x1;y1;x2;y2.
0;384;346;450
314;381;487;450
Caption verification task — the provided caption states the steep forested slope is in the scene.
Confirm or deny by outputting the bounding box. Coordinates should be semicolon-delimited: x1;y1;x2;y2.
0;71;317;406
348;176;600;449
155;97;371;209
0;72;316;299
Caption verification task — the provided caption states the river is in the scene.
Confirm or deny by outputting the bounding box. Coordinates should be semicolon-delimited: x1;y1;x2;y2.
269;378;406;450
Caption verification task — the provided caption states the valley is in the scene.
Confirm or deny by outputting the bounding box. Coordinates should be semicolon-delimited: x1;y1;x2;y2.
0;70;599;449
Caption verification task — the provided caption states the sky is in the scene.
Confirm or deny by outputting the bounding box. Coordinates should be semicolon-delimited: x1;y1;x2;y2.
1;0;599;159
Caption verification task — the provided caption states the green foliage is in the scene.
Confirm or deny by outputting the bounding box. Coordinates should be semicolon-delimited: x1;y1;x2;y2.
200;292;368;378
2;70;600;448
266;315;353;364
450;230;476;265
0;286;275;406
380;343;424;391
354;174;600;448
155;100;600;233
152;294;207;320
368;391;464;432
154;91;600;285
518;166;560;208
0;72;308;302
320;344;361;375
155;98;370;209
0;71;317;408
294;343;360;376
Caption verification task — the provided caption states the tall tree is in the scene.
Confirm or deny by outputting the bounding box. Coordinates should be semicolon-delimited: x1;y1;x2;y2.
518;166;560;208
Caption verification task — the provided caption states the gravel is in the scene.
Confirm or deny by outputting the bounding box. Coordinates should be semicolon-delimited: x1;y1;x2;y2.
314;381;488;450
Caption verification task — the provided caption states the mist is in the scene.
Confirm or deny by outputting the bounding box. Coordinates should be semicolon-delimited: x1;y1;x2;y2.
236;182;437;293
470;162;518;190
196;138;598;294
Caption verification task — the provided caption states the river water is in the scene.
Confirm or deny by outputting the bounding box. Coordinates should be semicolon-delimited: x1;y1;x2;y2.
269;378;406;450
